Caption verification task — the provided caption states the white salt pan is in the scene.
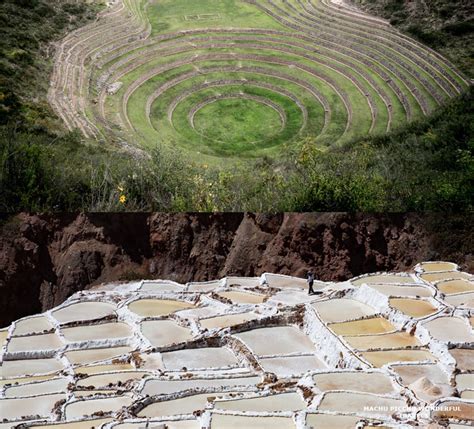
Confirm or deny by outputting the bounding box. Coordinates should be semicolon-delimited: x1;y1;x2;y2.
13;316;53;335
313;371;395;394
7;333;63;353
142;375;261;396
53;301;115;324
211;414;295;428
199;312;258;329
313;298;377;322
128;299;194;317
259;355;326;376
5;377;69;397
65;346;133;365
234;326;315;356
1;358;64;377
62;322;132;342
141;319;193;347
423;317;474;343
218;290;265;304
215;392;305;411
64;396;133;419
0;393;65;420
161;347;239;370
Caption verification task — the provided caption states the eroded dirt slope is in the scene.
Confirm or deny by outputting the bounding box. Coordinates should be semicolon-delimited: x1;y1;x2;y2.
0;212;472;326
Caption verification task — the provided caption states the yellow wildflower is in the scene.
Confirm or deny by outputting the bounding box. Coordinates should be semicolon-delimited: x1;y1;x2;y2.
119;195;127;204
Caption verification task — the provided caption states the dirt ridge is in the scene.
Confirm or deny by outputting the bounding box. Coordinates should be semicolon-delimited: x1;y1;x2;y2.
0;212;472;326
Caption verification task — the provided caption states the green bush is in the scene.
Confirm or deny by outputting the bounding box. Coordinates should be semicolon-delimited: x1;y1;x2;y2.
443;20;474;36
1;86;471;212
0;0;471;212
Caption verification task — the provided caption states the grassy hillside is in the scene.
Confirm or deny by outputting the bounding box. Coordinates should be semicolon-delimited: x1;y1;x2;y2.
0;0;472;211
0;0;102;127
57;0;467;164
1;86;472;211
352;0;473;77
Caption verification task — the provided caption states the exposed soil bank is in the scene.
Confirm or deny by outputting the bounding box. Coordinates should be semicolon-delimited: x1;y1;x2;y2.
0;212;472;326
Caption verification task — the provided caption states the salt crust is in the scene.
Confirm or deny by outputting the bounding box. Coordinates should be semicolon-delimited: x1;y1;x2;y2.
1;261;473;427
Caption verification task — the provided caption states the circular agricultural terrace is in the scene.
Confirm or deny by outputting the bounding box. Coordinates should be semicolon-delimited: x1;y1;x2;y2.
48;0;469;162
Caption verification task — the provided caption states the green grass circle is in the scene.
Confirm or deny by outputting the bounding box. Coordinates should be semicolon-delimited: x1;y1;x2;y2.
166;84;306;157
192;97;284;145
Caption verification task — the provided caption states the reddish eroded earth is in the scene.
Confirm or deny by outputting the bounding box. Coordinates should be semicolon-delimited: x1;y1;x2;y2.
0;212;472;326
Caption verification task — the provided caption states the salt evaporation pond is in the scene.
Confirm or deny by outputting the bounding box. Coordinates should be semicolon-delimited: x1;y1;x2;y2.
62;322;132;342
217;290;266;304
161;347;239;370
5;377;68;397
0;393;65;420
456;373;474;391
234;326;315;356
450;349;474;371
1;261;472;427
265;274;309;289
389;298;438;318
329;317;395;336
368;283;433;297
199;312;258;329
0;374;54;387
7;333;63;353
52;301;116;323
259;355;326;376
391;363;450;387
13;316;53;335
362;349;437;367
214;392;306;411
420;271;472;282
128;298;194;317
0;329;7;347
306;414;362;429
269;289;318;305
140;281;184;293
312;298;377;322
76;371;149;388
313;371;395;394
187;280;222;292
352;274;414;286
64;395;133;419
419;262;458;272
2;357;64;377
65;346;133;365
432;400;474;421
461;390;474;399
210;414;295;429
318;392;406;416
437;279;474;294
141;375;260;396
141;319;193;346
343;331;421;349
138;392;235;417
445;292;474;308
423;317;474;343
226;277;261;288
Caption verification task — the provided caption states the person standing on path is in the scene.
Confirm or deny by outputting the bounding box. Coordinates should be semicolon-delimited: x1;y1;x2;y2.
307;271;315;295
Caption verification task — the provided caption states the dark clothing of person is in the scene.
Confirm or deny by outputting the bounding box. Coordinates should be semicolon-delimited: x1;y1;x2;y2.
307;272;315;295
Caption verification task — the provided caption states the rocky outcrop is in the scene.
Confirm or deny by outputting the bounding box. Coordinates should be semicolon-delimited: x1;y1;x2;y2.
0;212;472;326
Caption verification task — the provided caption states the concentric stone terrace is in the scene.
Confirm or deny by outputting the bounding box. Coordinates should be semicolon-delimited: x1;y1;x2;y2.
1;262;473;428
48;0;469;161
